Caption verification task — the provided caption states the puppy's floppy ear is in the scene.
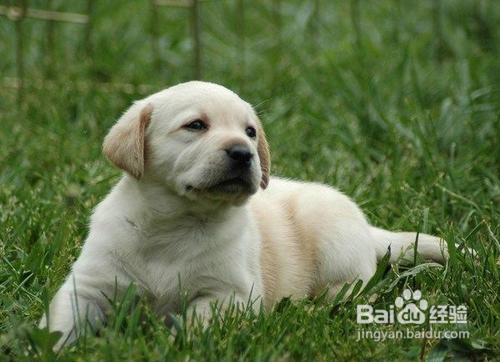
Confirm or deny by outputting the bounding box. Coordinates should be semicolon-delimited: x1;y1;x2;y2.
256;119;271;189
102;103;153;179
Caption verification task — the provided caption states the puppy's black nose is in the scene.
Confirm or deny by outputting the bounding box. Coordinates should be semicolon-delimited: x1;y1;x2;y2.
225;145;253;167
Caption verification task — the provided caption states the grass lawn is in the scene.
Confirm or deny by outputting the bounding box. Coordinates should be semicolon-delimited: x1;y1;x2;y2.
0;0;499;360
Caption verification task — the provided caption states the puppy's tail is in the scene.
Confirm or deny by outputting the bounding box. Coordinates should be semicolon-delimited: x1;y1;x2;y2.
370;226;448;264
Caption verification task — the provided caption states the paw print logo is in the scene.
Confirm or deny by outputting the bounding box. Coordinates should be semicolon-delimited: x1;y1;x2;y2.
395;289;428;325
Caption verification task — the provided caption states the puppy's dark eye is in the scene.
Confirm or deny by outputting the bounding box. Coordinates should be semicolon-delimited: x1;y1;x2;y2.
245;126;256;138
184;119;208;131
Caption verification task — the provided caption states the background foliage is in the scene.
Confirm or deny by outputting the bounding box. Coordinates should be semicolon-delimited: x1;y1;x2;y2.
0;0;499;360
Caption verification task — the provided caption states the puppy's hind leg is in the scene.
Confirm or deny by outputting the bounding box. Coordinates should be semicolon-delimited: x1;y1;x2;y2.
290;186;379;300
314;218;378;301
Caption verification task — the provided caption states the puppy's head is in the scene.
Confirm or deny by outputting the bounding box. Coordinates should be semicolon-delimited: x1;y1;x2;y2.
103;81;270;204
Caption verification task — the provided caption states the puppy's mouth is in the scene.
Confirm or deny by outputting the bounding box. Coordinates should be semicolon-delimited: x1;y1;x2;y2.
207;177;252;193
187;176;254;195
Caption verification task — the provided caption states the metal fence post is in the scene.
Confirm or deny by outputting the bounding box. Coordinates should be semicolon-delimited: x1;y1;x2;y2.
432;0;444;61
84;0;94;59
45;0;55;78
236;0;245;91
150;0;161;72
190;0;201;80
15;0;27;107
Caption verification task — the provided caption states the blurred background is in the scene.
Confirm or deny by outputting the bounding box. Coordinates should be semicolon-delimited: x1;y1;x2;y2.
1;1;499;359
0;0;499;219
2;1;499;107
1;0;499;203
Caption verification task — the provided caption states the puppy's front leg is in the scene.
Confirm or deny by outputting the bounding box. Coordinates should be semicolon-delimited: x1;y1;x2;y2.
40;276;105;351
186;292;247;326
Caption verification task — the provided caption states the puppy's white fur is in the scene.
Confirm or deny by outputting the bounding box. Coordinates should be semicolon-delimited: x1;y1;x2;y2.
41;81;447;349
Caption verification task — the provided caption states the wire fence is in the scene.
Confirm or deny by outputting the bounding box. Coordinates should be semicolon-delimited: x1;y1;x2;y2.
0;0;472;108
0;0;219;106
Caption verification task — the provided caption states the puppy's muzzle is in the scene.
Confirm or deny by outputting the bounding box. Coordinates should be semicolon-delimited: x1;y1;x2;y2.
225;144;253;170
185;144;257;197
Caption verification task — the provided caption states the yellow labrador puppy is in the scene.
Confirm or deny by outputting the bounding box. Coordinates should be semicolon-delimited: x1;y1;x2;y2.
41;81;447;349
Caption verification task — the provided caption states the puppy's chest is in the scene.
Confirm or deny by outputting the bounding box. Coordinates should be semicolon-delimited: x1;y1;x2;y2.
119;224;239;301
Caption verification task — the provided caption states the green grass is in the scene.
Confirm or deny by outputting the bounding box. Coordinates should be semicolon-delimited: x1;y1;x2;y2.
1;0;499;360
